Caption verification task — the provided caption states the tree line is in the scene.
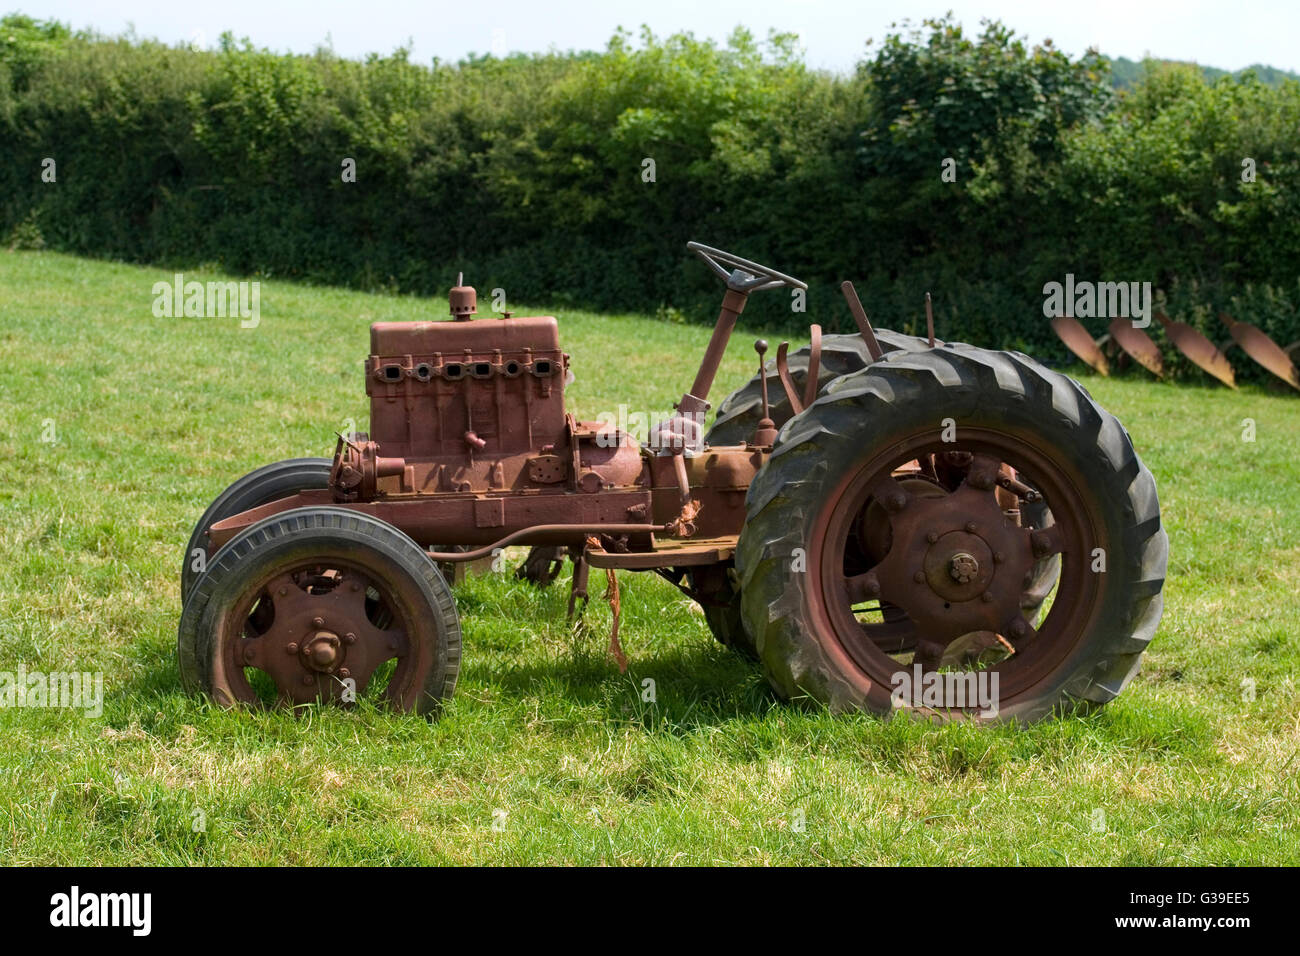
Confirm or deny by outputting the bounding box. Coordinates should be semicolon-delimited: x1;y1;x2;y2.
2;13;1296;369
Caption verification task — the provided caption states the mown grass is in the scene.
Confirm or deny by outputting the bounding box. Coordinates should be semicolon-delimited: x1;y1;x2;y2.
0;250;1296;865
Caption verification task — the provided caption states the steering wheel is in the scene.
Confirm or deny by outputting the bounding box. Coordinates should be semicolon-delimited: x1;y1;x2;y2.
687;241;808;293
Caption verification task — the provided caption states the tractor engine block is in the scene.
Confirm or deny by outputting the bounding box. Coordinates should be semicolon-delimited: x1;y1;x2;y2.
347;293;643;509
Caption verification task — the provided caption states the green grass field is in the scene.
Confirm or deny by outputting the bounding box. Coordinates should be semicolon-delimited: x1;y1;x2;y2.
0;250;1297;865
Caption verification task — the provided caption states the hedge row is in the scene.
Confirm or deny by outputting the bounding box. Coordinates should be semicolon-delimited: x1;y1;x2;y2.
2;14;1298;372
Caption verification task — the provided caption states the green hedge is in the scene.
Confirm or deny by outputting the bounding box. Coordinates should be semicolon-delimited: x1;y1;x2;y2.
3;14;1298;375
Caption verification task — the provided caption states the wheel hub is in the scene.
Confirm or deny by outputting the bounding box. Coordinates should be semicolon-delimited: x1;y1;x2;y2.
812;429;1097;709
949;552;979;583
230;567;411;706
842;454;1054;654
923;533;990;600
301;630;343;672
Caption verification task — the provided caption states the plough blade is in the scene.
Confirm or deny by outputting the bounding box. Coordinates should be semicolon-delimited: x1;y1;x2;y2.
1050;316;1109;376
1156;312;1235;388
1220;313;1300;392
1107;317;1164;378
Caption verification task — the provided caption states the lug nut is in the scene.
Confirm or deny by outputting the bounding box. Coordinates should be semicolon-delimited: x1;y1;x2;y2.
278;587;288;596
965;521;977;533
981;592;994;603
913;570;926;583
243;645;256;663
926;531;939;544
993;552;1005;563
312;617;325;628
1008;619;1028;639
948;552;979;584
338;668;351;679
302;675;315;686
344;632;357;645
286;642;299;654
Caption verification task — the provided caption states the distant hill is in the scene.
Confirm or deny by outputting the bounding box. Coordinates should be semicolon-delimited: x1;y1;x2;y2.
1110;55;1300;89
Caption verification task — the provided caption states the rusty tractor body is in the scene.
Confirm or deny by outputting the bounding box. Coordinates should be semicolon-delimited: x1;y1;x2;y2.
179;243;1168;722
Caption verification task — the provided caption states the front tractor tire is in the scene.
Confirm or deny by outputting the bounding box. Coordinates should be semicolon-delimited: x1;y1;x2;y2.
181;458;333;603
736;346;1167;723
178;507;461;715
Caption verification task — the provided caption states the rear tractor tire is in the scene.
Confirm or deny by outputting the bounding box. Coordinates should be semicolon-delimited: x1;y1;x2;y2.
683;564;753;659
694;330;930;657
736;346;1166;723
706;330;930;446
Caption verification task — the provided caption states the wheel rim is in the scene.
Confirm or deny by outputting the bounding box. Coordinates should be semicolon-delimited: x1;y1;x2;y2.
212;555;428;710
808;426;1101;710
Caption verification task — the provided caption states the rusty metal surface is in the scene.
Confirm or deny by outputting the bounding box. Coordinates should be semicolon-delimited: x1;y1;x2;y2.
186;243;1133;714
1156;312;1236;388
687;287;749;403
208;488;660;550
751;340;779;447
1050;316;1109;375
366;314;568;476
1221;313;1300;391
448;273;476;319
649;445;762;539
802;324;822;409
1107;317;1164;378
840;280;885;361
774;341;803;414
218;559;426;709
203;255;792;581
586;537;737;569
807;430;1094;703
424;524;668;562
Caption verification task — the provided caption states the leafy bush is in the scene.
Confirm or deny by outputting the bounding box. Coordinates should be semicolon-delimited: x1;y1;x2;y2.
2;13;1297;376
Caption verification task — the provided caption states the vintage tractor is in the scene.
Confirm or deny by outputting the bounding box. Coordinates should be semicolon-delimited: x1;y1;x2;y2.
178;242;1167;722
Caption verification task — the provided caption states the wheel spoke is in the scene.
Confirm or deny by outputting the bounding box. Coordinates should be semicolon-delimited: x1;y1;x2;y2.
341;624;411;698
963;454;1001;493
1028;525;1067;558
869;476;911;515
266;573;302;613
912;637;949;672
1004;615;1037;644
238;635;263;666
332;569;374;614
844;570;881;605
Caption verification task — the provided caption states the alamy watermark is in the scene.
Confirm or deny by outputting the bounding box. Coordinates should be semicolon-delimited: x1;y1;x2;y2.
890;664;999;718
0;665;103;717
49;886;150;936
1042;274;1152;329
594;404;707;450
152;273;260;328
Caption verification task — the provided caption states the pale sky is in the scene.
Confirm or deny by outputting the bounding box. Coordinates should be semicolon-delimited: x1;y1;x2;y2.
27;0;1300;75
